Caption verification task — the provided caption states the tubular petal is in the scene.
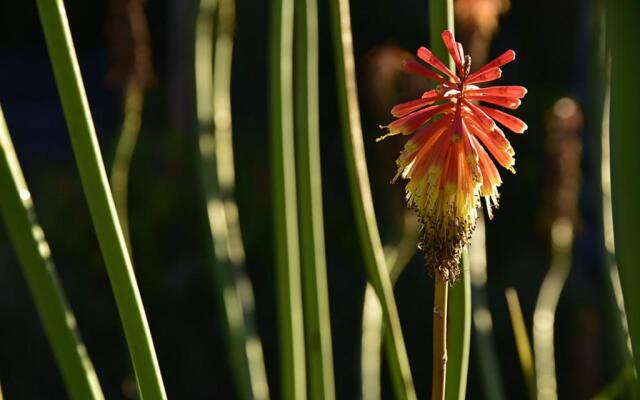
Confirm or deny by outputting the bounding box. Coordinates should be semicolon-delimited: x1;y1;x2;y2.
441;30;463;72
465;86;528;98
467;50;515;81
417;46;459;82
403;59;448;83
465;68;502;85
468;122;514;169
479;106;528;133
386;103;453;135
391;94;444;117
467;94;521;109
462;101;497;132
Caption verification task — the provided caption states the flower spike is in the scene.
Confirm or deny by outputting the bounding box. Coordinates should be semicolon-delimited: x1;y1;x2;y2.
380;30;526;281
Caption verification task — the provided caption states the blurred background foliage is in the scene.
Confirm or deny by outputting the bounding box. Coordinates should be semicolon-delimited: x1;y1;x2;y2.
0;0;618;398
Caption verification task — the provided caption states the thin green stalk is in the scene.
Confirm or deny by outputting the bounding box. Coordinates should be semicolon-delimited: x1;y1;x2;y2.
195;0;271;399
328;0;416;398
294;0;335;398
505;287;536;399
361;213;419;400
110;80;143;254
445;251;471;400
533;219;573;400
607;0;640;392
600;53;635;378
35;1;166;398
0;107;104;400
428;1;471;399
469;217;506;400
270;0;307;397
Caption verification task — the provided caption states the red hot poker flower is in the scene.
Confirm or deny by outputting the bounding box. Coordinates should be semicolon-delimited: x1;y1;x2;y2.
380;30;527;281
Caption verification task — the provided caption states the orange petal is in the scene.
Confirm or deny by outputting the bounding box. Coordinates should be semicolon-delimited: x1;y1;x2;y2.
467;94;521;109
441;30;464;72
479;106;528;133
386;103;453;135
403;59;448;83
465;86;528;98
465;67;502;85
417;46;459;83
467;50;515;81
468;121;515;170
391;94;445;117
462;100;497;132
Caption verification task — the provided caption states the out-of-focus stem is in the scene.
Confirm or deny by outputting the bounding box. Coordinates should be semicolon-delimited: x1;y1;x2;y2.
294;0;335;397
432;275;449;400
445;252;471;400
429;0;454;72
35;1;166;398
533;219;573;400
195;0;270;399
599;54;634;377
110;79;143;253
270;0;307;397
469;216;506;400
361;213;418;400
0;107;104;400
328;0;417;398
607;0;640;391
533;97;582;400
505;287;535;399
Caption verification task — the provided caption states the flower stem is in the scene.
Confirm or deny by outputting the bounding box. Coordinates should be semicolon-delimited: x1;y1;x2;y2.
361;213;419;400
35;1;166;398
0;107;104;400
328;0;417;398
603;0;640;392
294;0;336;397
270;0;307;397
110;79;143;255
505;287;536;399
469;217;506;400
428;1;471;400
432;274;449;400
195;0;271;398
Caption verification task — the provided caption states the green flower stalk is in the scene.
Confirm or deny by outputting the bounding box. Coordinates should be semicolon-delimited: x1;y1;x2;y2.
0;107;104;400
195;0;270;398
294;0;336;397
35;1;166;398
328;0;417;398
607;0;640;391
270;0;307;397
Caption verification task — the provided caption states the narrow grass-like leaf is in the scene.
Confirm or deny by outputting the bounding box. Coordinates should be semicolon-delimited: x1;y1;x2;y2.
599;51;634;378
607;0;640;381
469;217;506;400
0;107;104;400
110;81;143;254
328;0;417;398
270;0;307;397
445;251;471;400
35;1;166;398
195;0;271;398
293;0;336;397
505;287;536;399
361;213;419;400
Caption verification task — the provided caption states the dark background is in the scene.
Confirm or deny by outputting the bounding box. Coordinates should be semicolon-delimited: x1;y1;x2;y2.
0;0;614;398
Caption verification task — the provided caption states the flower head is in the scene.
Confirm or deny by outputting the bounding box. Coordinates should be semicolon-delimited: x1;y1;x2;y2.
380;30;527;282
